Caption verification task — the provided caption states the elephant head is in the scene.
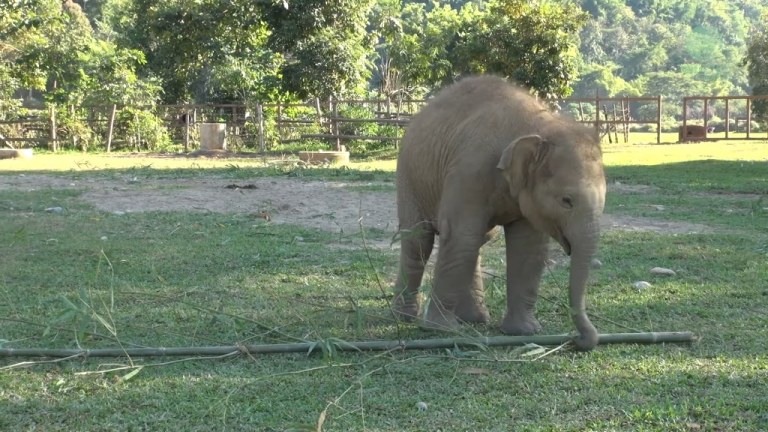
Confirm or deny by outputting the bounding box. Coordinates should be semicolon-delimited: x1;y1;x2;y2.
497;129;606;350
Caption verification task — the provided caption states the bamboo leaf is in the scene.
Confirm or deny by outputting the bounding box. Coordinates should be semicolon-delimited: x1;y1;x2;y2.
520;346;547;357
92;313;115;335
53;310;77;325
57;294;79;311
119;366;144;382
307;341;320;357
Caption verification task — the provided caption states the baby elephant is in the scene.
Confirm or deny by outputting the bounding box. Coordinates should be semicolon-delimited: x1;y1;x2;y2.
392;75;606;350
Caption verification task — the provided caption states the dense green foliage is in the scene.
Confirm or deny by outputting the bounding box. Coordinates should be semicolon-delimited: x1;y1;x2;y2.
745;13;768;120
575;0;764;98
371;0;587;99
2;0;588;107
1;0;766;150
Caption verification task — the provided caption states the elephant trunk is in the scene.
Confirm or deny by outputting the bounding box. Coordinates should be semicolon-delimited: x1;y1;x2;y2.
566;223;600;351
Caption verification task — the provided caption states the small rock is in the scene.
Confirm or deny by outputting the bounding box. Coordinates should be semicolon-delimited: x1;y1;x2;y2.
591;258;603;269
650;267;676;276
416;401;428;412
634;281;652;290
45;207;63;213
112;211;126;216
100;236;108;241
651;205;666;211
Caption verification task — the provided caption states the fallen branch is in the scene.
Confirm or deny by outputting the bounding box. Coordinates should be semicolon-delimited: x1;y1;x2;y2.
0;332;695;359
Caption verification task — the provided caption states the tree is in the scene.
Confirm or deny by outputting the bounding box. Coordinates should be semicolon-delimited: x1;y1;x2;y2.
264;0;376;99
109;0;274;103
571;63;640;97
574;0;758;100
3;0;93;102
380;2;472;92
1;0;166;149
109;0;374;103
745;17;768;120
372;0;587;98
456;0;588;98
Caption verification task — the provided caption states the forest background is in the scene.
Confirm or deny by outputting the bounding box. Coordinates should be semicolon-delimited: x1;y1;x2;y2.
1;0;767;151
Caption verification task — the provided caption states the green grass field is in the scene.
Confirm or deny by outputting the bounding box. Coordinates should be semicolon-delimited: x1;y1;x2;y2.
1;140;767;431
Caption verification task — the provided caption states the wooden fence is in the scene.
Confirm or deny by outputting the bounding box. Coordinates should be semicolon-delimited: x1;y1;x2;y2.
1;94;764;151
268;97;425;151
681;95;768;142
554;96;663;144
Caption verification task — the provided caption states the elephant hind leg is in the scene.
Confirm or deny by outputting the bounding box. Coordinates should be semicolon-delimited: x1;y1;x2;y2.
392;221;435;322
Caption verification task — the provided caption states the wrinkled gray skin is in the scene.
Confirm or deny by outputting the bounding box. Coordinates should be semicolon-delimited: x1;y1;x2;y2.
392;76;606;350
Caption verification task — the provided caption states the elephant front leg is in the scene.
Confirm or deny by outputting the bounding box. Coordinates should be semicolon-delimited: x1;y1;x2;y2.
392;223;435;322
501;221;548;335
452;256;490;324
422;228;486;331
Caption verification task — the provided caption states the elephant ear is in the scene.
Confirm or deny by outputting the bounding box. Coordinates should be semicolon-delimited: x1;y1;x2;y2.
496;134;548;194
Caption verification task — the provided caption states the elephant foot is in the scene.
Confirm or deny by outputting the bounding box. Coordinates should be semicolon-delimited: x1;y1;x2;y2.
391;292;421;322
454;302;490;324
500;313;542;336
420;299;461;331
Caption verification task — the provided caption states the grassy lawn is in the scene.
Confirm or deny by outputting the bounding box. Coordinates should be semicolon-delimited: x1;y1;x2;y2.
1;141;767;431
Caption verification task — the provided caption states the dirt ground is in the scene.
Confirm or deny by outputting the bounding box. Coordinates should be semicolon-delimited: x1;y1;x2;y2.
0;173;711;236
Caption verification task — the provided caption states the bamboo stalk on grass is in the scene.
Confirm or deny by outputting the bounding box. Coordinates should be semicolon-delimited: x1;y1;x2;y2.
0;332;695;358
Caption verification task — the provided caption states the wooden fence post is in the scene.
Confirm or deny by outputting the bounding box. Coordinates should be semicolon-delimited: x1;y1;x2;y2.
183;110;190;152
314;98;324;145
49;104;57;151
257;103;265;152
331;96;341;151
594;92;600;139
622;97;629;143
724;98;730;139
656;96;662;144
746;98;752;139
681;97;688;142
703;98;709;135
106;104;117;153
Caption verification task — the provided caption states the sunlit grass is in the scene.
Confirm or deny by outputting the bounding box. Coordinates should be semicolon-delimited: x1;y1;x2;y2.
2;138;764;175
602;140;767;166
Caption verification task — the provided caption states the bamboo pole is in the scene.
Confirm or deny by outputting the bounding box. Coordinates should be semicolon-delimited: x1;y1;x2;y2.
0;332;695;358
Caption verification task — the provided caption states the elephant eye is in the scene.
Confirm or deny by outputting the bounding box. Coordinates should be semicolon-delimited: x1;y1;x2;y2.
561;196;574;209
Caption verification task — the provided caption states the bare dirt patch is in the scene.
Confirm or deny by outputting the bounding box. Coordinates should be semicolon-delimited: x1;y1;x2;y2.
0;174;710;235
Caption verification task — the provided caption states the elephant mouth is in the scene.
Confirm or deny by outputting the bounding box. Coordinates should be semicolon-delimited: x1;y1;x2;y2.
557;234;572;256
